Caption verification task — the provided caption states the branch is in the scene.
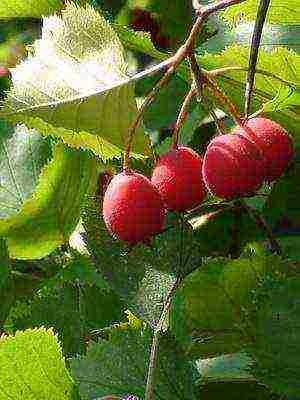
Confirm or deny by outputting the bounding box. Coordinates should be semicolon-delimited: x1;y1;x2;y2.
123;0;246;169
189;52;226;134
123;65;175;170
239;201;282;256
172;86;196;147
244;0;271;117
144;275;183;400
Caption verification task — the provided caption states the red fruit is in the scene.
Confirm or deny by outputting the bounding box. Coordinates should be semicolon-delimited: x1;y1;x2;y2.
202;134;266;199
151;146;206;212
0;66;9;77
233;117;294;182
103;171;165;245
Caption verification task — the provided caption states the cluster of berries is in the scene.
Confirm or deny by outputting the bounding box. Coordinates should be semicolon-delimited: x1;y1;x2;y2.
102;118;294;246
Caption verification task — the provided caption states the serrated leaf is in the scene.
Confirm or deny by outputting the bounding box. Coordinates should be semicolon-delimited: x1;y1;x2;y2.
170;254;282;358
223;0;300;25
262;85;300;113
71;323;198;399
83;191;210;327
0;0;63;19
0;143;99;259
83;194;177;327
113;24;166;61
0;120;52;220
247;277;300;397
117;25;299;144
0;327;79;399
7;254;124;355
0;3;149;160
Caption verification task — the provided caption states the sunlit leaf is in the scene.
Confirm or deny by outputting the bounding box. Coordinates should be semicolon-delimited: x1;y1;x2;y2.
0;0;63;19
0;327;79;399
223;0;300;25
0;141;99;259
0;3;149;160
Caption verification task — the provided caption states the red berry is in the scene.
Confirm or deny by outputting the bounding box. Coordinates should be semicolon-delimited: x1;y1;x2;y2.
202;134;266;199
151;146;206;212
233;117;294;182
103;171;165;245
0;66;9;77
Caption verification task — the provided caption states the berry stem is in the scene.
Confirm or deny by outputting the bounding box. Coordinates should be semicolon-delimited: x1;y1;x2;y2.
244;0;271;117
189;52;226;134
172;86;196;147
123;66;175;171
239;200;282;256
144;275;183;400
123;0;246;169
205;74;244;126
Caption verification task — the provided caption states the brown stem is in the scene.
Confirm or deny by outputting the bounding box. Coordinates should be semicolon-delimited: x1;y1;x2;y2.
123;66;175;171
240;201;282;256
144;276;183;400
172;87;196;147
205;74;244;125
244;0;271;117
123;0;246;169
189;52;226;134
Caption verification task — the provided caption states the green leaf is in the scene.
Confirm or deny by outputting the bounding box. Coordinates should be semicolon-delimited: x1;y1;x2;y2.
247;277;300;397
0;120;52;220
6;253;124;356
0;0;63;19
71;319;198;399
199;46;299;140
170;254;282;358
116;24;299;144
113;23;166;60
197;352;254;383
262;85;300;113
0;327;79;399
0;143;99;259
83;194;177;326
223;0;300;25
263;156;300;231
188;206;262;258
0;3;149;160
0;238;14;329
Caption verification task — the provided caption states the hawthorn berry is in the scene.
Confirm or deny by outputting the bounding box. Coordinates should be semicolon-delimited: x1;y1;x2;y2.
103;171;165;245
233;117;294;182
202;133;266;199
151;146;206;212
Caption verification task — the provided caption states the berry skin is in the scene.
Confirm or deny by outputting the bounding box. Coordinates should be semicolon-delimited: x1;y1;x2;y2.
233;117;294;182
202;134;266;200
103;171;165;245
151;146;206;212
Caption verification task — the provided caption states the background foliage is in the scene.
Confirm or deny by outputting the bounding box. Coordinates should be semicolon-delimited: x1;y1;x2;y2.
0;0;299;399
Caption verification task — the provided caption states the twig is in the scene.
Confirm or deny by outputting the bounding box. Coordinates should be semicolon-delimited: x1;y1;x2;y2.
144;275;183;400
172;86;196;147
189;52;226;134
239;201;282;256
123;0;246;169
244;0;271;117
123;66;175;170
206;74;244;125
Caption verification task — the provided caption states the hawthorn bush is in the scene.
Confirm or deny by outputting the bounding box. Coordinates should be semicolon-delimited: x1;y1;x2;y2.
0;0;299;399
